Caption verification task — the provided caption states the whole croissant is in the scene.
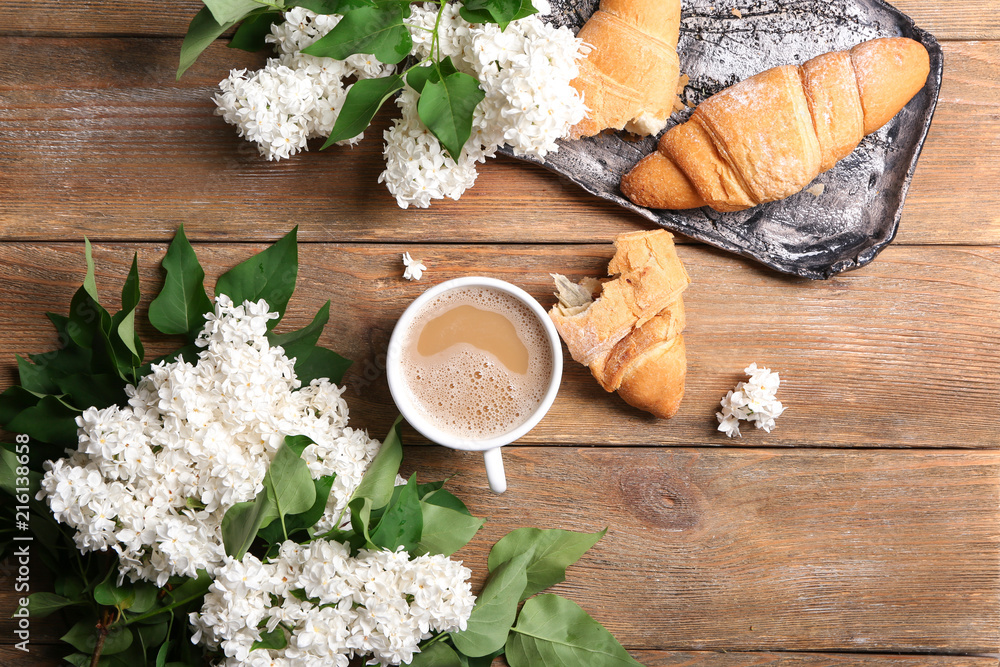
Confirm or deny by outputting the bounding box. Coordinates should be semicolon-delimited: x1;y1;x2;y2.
621;37;931;212
549;230;690;418
569;0;681;139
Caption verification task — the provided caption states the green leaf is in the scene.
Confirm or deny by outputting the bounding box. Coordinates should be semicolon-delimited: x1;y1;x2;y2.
422;487;472;515
283;434;314;457
82;238;100;302
290;0;375;12
66;240;128;382
488;527;606;600
369;474;422;551
321;74;403;149
0;386;39;430
55;575;86;600
416;479;446;499
417;501;484;557
25;592;78;619
451;552;530;657
417;71;485;160
68;240;111;350
5;395;80;445
267;301;337;381
120;253;141;314
215;227;298;328
128;583;160;615
458;648;506;667
27;315;94;379
166;570;212;603
0;444;40;498
56;372;127;411
203;0;264;26
229;10;284;51
61;620;133;656
506;594;642;667
94;575;136;609
405;57;457;94
460;0;537;29
221;490;278;559
16;355;60;395
148;225;214;339
155;641;171;667
252;626;288;651
301;4;412;64
258;473;335;544
349;496;377;546
178;7;240;79
264;440;318;533
350;415;403;509
294;346;353;385
409;641;463;667
137;620;169;654
109;255;144;379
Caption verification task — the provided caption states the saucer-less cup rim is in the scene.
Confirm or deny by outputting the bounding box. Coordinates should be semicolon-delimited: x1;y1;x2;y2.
385;277;563;493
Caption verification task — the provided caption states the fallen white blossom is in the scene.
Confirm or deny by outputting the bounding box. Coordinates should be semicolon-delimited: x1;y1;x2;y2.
716;363;786;438
401;251;427;281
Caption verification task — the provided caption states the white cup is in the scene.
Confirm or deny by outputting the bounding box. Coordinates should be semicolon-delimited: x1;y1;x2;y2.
386;277;563;494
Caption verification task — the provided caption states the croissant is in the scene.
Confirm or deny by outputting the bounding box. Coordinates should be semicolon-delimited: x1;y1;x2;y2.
549;230;690;418
621;37;931;212
569;0;681;139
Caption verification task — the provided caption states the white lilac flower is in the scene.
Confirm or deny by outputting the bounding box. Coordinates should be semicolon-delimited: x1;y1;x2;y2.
716;363;786;438
214;4;586;207
380;3;588;208
401;252;427;281
37;295;382;584
191;541;475;667
214;7;395;160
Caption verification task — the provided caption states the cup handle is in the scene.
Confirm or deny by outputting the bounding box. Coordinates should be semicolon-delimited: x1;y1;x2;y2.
483;447;507;494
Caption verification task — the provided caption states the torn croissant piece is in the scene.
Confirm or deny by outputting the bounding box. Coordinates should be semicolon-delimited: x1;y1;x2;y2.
569;0;682;139
621;37;931;212
549;230;690;418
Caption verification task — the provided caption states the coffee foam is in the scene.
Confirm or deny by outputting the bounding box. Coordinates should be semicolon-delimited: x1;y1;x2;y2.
400;286;553;440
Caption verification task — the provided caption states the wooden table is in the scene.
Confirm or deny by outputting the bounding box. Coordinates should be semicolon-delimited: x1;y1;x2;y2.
1;1;998;665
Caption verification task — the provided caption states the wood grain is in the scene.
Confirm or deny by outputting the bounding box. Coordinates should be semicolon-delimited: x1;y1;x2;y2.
1;446;997;655
0;0;995;40
889;0;1000;40
408;446;1000;653
0;241;996;449
0;40;996;247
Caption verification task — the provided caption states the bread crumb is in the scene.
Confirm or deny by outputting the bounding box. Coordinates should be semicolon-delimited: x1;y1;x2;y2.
672;74;691;112
806;183;825;197
676;73;690;95
731;7;743;17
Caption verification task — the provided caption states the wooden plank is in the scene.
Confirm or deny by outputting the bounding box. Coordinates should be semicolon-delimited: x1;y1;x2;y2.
0;241;997;449
0;447;997;655
0;39;996;246
0;644;66;665
402;446;1000;653
631;653;999;666
890;0;1000;41
0;0;995;41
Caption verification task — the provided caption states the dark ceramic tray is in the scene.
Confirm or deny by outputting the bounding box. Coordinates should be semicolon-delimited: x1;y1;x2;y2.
502;0;943;279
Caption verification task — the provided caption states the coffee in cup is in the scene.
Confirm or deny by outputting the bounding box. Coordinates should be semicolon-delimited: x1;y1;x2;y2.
386;277;563;493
